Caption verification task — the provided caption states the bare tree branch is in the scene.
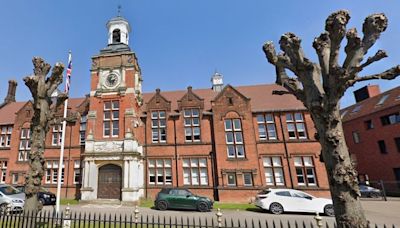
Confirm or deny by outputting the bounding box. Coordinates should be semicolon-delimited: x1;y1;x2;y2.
352;50;387;74
343;28;362;70
32;57;51;78
279;32;306;68
313;32;331;90
347;65;400;86
343;13;388;70
263;41;297;73
325;10;350;68
46;62;65;97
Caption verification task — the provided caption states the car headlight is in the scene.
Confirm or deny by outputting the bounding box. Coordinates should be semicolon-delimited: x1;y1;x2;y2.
12;199;24;203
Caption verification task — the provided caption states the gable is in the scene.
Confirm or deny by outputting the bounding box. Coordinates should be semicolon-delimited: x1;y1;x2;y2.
177;86;204;110
146;88;171;111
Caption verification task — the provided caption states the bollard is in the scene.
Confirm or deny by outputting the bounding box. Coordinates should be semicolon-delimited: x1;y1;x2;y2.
134;205;140;223
314;212;323;228
63;203;71;228
216;208;223;228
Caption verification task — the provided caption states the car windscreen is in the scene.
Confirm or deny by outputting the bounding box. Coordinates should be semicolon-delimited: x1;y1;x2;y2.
0;185;21;195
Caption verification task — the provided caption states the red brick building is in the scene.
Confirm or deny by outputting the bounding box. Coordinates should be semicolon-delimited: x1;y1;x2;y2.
342;85;400;185
0;15;330;203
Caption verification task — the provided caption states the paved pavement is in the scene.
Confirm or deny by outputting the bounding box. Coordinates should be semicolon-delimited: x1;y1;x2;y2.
43;200;399;228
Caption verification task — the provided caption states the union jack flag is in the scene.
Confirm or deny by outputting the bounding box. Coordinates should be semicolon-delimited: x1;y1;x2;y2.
65;51;72;93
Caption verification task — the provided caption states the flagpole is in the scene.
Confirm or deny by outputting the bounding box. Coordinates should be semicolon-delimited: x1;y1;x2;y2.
56;51;71;215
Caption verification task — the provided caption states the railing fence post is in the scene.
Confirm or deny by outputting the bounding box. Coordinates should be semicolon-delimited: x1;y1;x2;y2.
215;208;222;227
134;205;140;223
380;180;387;201
62;203;71;228
314;212;323;228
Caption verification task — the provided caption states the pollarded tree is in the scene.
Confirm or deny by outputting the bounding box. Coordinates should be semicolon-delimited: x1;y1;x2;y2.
263;10;399;228
23;57;67;211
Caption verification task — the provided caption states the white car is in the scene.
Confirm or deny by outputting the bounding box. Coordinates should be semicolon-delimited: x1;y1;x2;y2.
254;188;334;216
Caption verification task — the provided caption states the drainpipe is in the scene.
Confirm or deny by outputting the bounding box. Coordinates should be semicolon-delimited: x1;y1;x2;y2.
209;114;219;201
65;123;73;198
143;117;148;198
278;112;294;188
173;117;179;187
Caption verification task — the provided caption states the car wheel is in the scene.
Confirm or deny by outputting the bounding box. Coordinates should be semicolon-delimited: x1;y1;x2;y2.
156;200;168;211
269;202;284;214
0;203;8;215
324;204;335;217
197;202;209;212
370;192;380;198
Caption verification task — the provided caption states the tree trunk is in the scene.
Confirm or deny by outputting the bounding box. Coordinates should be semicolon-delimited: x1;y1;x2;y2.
23;57;67;212
313;106;368;228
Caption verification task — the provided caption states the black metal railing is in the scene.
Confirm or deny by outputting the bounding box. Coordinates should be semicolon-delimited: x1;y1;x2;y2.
0;210;397;228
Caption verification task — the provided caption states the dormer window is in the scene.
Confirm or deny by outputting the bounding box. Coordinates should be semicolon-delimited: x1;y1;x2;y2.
112;29;121;43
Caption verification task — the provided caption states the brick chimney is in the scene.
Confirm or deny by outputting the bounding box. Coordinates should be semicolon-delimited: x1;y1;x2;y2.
353;85;380;103
4;80;17;103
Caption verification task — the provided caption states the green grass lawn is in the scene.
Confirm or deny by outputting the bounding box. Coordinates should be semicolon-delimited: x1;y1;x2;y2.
139;198;257;211
60;198;79;205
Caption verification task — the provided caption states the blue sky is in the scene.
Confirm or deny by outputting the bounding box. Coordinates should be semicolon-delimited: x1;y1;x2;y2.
0;0;399;108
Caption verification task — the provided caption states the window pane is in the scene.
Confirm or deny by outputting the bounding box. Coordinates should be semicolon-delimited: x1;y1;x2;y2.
191;168;199;185
303;157;313;167
227;173;236;185
151;112;158;119
263;157;272;167
236;145;245;157
227;145;235;157
234;132;243;143
112;101;119;109
191;158;198;167
159;111;166;118
272;157;281;166
192;109;199;117
294;157;303;166
266;114;274;122
104;101;111;110
258;125;266;139
275;168;284;185
199;158;207;167
159;119;166;127
184;118;191;126
182;159;189;167
243;173;252;186
224;120;232;131
112;111;119;119
294;113;303;121
226;132;234;143
152;120;158;128
183;169;190;185
267;124;277;139
233;119;241;130
164;159;171;167
200;168;208;185
264;168;274;185
256;115;264;123
184;110;191;117
192;118;200;126
156;159;163;167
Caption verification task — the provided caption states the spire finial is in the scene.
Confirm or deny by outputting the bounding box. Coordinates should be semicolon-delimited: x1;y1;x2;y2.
117;5;122;16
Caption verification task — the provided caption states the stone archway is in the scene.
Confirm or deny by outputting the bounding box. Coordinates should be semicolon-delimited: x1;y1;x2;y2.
97;164;122;200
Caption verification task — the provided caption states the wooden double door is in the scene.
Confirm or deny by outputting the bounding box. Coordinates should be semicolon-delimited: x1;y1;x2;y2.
97;164;122;200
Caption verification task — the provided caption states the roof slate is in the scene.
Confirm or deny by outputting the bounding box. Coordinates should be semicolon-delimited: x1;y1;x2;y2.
142;84;305;112
341;86;400;122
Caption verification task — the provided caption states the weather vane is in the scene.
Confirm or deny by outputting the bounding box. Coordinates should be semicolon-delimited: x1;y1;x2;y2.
118;5;121;16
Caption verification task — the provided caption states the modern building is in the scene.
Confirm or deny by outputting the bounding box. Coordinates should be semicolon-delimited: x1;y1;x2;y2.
341;85;400;186
0;15;330;203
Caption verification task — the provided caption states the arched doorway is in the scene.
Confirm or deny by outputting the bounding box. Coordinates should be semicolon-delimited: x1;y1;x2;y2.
97;164;122;200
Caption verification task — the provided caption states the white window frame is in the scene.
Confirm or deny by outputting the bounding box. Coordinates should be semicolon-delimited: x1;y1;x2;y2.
148;159;172;185
103;101;119;137
263;156;285;186
51;125;63;146
182;158;208;186
225;119;245;158
151;111;167;143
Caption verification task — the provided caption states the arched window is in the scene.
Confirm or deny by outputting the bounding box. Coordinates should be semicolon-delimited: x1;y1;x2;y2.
112;29;121;43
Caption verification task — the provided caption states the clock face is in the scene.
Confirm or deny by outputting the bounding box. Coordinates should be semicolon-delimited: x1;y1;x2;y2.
105;73;120;88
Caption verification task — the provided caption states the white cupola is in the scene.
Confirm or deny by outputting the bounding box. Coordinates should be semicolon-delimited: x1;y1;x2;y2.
106;16;131;45
211;71;224;92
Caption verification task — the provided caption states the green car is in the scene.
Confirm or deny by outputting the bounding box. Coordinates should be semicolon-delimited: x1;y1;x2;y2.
154;188;213;212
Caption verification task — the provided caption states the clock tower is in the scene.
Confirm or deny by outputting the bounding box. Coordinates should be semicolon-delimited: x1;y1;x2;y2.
81;14;144;202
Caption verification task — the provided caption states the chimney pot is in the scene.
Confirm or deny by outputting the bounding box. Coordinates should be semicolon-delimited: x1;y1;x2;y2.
4;80;17;104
